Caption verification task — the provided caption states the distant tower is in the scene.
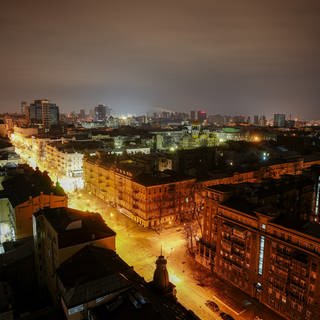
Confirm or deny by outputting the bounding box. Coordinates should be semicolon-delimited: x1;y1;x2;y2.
79;109;86;120
94;104;107;121
190;110;196;121
29;99;59;128
259;115;267;126
197;110;207;123
94;104;111;121
21;101;28;114
273;114;286;127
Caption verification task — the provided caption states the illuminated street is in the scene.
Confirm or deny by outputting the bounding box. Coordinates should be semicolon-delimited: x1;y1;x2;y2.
68;191;284;320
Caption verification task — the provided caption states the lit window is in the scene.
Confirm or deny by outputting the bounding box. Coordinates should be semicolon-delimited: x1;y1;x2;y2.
68;304;84;315
95;296;105;304
258;236;265;275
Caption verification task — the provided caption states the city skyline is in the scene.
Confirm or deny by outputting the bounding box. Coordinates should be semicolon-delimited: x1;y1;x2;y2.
1;0;320;119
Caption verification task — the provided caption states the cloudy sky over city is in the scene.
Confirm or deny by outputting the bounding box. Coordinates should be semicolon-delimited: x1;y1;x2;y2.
1;0;320;119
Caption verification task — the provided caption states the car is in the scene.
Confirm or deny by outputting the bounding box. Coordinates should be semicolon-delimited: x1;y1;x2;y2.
205;300;220;312
220;312;234;320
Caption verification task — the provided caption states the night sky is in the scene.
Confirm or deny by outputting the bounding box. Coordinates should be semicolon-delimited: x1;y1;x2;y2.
1;0;320;119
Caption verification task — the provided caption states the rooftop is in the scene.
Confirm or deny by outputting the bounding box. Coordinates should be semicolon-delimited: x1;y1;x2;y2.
35;207;115;248
134;170;194;187
1;167;65;207
48;140;103;153
57;246;138;307
207;184;234;193
90;286;199;320
272;216;320;240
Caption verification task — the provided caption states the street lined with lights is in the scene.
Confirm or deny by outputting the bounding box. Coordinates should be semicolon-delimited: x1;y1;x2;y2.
67;191;281;320
68;191;225;320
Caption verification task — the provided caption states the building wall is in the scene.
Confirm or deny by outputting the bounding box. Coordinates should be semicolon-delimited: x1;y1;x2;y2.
14;193;67;239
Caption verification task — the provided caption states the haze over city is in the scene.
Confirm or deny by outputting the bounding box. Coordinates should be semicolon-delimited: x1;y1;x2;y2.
1;3;320;320
1;0;320;119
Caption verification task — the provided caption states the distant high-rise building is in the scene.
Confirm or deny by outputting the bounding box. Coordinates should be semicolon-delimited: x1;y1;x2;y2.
232;115;246;123
190;110;196;121
273;113;286;127
79;109;86;120
94;104;111;121
253;115;259;125
28;99;59;128
94;104;106;121
259;115;267;126
285;119;296;128
197;110;207;123
21;101;28;115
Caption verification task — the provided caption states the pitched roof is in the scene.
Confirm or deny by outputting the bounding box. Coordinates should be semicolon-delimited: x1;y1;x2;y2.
57;245;139;307
36;207;116;248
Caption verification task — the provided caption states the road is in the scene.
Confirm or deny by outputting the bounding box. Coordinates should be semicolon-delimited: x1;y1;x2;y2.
68;191;225;319
68;190;284;320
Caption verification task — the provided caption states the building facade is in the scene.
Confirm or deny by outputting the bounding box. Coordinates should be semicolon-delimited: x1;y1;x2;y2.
196;176;320;320
84;155;196;228
274;114;286;127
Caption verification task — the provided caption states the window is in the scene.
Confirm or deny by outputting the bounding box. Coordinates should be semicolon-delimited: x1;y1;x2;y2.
68;304;84;315
96;296;105;304
258;236;265;275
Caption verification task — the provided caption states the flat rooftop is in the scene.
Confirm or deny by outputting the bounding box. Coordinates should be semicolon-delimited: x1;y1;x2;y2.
272;215;320;240
134;170;194;187
48;140;103;153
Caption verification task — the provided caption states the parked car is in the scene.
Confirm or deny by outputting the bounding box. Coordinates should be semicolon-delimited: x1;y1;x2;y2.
220;312;234;320
205;300;220;312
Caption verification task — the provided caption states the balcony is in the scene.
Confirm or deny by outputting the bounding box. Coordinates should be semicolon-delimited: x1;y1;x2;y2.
289;282;306;294
233;241;245;250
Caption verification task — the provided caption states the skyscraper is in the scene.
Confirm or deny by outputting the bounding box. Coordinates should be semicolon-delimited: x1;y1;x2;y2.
197;110;207;123
94;104;111;121
190;110;196;121
28;99;59;128
273;113;286;127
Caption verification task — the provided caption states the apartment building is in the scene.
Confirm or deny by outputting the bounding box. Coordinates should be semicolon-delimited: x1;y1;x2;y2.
33;207;116;301
84;154;196;228
196;174;320;320
46;141;84;179
1;167;67;240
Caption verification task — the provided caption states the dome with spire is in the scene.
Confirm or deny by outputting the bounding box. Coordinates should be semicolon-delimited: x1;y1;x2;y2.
153;254;170;290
